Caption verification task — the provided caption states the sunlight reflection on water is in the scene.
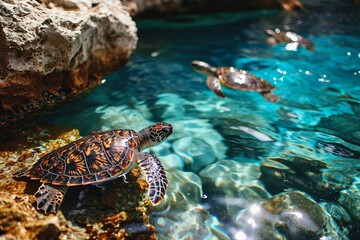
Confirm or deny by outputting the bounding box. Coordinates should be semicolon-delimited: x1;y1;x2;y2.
39;1;360;239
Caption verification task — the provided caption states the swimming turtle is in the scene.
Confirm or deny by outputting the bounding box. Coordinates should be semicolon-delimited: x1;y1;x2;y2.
191;60;279;103
265;29;314;50
14;122;173;214
278;0;305;11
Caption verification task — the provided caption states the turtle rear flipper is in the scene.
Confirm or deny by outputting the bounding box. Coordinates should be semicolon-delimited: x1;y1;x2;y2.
35;183;68;214
261;91;279;103
206;76;226;98
138;152;168;205
13;168;30;178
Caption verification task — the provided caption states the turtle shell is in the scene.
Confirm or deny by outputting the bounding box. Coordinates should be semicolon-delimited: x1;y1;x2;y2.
24;129;140;186
268;31;314;50
270;32;295;44
217;67;276;92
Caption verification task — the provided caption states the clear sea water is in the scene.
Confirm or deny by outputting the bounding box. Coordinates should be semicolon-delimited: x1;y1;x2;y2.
39;1;360;239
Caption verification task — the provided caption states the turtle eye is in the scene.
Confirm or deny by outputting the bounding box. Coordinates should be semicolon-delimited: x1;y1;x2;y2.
161;126;173;136
149;123;172;143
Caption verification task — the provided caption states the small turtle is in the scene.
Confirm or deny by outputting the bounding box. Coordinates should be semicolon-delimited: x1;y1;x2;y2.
278;0;305;11
191;60;279;103
265;28;314;50
14;122;173;214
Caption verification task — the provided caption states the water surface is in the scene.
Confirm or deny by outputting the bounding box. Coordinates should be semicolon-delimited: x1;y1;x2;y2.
40;2;360;239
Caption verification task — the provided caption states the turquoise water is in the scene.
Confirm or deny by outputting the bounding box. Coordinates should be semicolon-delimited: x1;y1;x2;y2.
40;2;360;239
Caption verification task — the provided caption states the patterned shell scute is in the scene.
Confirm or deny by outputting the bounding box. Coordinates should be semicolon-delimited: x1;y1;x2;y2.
218;67;275;92
27;129;140;186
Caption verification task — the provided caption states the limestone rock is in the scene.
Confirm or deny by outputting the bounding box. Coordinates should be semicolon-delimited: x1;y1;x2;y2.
0;0;137;127
234;191;328;239
0;191;85;240
262;191;326;239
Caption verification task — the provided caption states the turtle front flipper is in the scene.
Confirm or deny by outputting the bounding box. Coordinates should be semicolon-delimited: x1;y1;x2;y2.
206;76;226;98
260;91;280;103
137;152;168;206
35;183;68;214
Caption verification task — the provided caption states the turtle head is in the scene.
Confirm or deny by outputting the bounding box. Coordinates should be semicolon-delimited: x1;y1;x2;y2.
265;28;282;36
191;60;217;76
264;29;275;36
139;122;173;150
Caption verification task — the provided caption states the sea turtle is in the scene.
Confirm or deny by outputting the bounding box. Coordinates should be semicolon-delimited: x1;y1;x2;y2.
278;0;305;11
191;60;279;103
265;28;314;50
14;122;173;214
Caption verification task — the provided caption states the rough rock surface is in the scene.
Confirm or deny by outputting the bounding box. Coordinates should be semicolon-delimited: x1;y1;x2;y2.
0;0;137;127
0;124;154;239
0;191;84;240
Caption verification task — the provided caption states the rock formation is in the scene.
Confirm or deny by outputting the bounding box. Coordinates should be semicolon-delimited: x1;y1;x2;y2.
0;0;137;127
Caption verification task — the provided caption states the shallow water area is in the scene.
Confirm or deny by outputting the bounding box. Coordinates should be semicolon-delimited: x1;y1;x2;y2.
38;1;360;239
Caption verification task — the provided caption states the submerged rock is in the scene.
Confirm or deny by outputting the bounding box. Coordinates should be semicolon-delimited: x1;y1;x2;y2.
0;191;84;240
152;169;229;239
315;113;360;146
338;184;360;237
168;118;227;160
0;124;155;239
0;0;137;127
320;202;352;239
260;156;354;199
213;119;277;160
261;191;326;239
233;191;343;240
95;104;153;131
64;168;156;240
173;137;217;173
199;160;270;221
316;140;359;158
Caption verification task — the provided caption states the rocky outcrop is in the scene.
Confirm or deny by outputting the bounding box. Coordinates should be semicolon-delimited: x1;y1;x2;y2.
0;0;137;127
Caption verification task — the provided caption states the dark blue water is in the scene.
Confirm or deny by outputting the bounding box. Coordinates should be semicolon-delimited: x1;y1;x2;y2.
40;1;360;239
